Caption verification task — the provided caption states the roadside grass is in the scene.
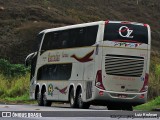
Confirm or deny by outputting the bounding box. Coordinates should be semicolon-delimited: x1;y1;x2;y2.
0;94;36;104
0;73;29;97
134;96;160;111
0;73;36;104
148;52;160;100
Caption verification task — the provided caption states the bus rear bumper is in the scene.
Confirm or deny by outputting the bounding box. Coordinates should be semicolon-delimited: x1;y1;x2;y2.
90;88;147;106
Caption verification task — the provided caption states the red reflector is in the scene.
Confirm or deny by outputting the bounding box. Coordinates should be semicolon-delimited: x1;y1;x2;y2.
99;91;104;96
143;24;148;27
121;21;131;24
139;94;145;99
105;20;109;24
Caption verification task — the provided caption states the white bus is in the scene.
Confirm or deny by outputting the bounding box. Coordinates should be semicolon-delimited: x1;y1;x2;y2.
25;21;151;110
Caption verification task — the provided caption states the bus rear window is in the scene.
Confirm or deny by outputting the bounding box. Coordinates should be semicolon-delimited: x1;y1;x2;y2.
103;23;148;44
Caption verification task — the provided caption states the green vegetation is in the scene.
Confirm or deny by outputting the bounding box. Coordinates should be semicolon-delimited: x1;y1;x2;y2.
0;73;29;97
0;74;34;104
0;59;30;78
134;52;160;110
0;73;31;103
0;59;33;103
134;96;160;111
148;52;160;100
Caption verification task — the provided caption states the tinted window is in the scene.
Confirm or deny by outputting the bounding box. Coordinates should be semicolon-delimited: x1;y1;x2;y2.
70;25;98;47
41;30;70;51
41;25;98;52
41;32;52;51
103;23;148;44
59;30;70;48
84;25;98;46
37;64;72;80
34;33;44;52
75;27;85;47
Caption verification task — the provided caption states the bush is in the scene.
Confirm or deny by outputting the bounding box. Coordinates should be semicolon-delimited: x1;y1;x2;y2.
0;59;30;78
148;53;160;100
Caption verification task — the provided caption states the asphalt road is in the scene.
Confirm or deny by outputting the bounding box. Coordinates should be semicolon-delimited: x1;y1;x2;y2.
0;103;109;111
0;103;159;120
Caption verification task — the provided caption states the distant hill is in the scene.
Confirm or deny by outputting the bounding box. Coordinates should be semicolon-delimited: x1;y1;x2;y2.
0;0;160;63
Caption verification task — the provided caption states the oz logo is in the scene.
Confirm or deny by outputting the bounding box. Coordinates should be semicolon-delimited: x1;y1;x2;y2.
119;26;134;38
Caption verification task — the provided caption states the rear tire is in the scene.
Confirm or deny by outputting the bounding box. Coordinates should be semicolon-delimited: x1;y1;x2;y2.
77;89;90;109
37;92;43;106
43;91;52;106
69;88;77;108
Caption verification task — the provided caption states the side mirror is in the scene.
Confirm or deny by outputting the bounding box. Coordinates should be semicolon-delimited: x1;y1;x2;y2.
25;52;37;67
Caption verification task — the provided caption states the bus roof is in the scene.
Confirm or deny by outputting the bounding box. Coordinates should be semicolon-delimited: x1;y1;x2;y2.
39;20;149;34
39;21;104;34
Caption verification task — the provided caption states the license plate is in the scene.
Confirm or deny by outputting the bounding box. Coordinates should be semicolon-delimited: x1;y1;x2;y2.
118;94;127;98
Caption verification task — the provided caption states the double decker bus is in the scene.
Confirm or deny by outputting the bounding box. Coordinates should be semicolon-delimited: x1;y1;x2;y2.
25;21;151;110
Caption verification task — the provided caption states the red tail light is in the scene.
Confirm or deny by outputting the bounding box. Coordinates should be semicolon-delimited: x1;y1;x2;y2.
140;73;149;92
95;70;105;90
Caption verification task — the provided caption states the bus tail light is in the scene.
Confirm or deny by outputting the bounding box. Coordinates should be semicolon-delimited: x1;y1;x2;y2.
95;70;105;90
140;73;149;92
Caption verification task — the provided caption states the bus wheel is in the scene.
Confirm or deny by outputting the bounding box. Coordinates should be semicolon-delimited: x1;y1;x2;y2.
69;88;77;108
43;90;52;106
37;92;43;106
77;89;90;109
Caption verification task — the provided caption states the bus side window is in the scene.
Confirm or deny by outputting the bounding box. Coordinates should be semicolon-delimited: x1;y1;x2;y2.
52;32;60;49
70;26;98;47
59;30;70;48
37;64;72;80
40;32;61;53
70;29;77;47
40;32;52;53
50;65;57;80
40;25;98;53
34;33;43;52
56;64;72;80
77;28;86;47
84;25;98;46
